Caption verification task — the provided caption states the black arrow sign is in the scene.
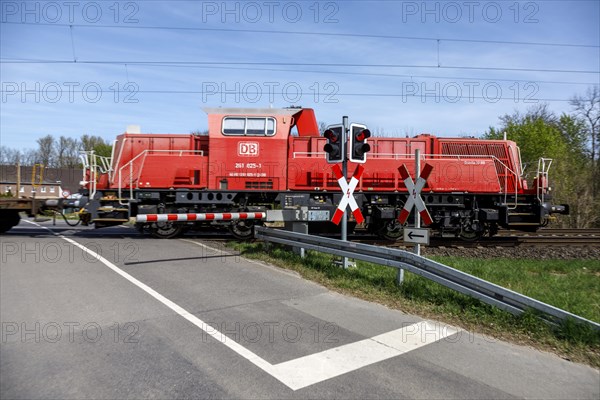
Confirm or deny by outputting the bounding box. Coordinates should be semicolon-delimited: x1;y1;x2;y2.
408;231;425;240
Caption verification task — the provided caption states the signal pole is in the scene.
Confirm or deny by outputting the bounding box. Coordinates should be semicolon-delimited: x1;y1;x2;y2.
324;116;370;270
341;115;349;269
414;148;421;257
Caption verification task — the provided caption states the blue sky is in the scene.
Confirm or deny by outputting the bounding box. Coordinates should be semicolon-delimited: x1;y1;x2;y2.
1;0;599;150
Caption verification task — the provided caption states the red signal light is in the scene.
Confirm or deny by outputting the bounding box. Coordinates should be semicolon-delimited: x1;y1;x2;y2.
323;126;344;163
324;129;339;143
349;125;371;163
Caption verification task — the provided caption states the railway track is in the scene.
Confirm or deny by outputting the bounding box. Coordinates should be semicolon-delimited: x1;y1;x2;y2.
499;228;600;237
11;220;599;248
359;229;600;249
480;228;600;248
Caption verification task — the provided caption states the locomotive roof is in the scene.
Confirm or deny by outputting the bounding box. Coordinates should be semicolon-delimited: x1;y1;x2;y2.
202;107;307;116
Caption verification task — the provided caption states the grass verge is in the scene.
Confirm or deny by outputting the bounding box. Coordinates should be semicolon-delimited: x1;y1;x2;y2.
229;241;600;368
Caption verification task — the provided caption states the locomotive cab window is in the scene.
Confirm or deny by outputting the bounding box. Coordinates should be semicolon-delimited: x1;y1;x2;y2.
222;117;276;136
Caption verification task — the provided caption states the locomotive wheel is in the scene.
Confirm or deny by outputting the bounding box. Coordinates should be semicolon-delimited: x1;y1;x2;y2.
377;220;404;241
229;220;255;240
149;222;183;239
459;226;483;241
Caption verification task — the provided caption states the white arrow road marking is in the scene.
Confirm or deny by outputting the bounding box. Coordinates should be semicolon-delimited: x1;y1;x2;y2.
25;220;460;391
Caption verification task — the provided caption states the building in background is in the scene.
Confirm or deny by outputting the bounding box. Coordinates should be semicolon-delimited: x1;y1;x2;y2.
0;165;81;198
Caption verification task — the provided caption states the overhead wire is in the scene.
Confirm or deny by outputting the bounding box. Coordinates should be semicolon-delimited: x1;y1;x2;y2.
0;87;579;102
2;19;598;77
2;58;598;75
2;21;598;49
1;17;597;103
115;63;598;85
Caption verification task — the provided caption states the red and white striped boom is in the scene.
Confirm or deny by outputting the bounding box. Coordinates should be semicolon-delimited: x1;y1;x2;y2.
136;212;266;223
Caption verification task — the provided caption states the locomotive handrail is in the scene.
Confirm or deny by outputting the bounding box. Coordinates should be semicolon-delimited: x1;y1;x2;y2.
117;149;205;204
255;227;600;332
505;145;520;209
359;152;426;159
292;151;519;204
79;152;89;195
107;139;117;182
97;155;112;174
536;158;553;205
400;153;519;208
80;150;112;199
516;146;524;177
292;151;327;157
110;138;126;187
379;152;516;205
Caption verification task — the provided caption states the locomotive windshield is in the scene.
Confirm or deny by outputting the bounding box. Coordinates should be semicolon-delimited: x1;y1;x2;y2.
222;117;276;136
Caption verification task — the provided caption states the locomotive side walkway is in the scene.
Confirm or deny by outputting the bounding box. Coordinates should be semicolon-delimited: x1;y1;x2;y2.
1;220;598;399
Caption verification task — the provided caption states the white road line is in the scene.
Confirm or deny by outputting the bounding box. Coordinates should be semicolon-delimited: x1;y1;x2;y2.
25;220;460;391
179;238;227;253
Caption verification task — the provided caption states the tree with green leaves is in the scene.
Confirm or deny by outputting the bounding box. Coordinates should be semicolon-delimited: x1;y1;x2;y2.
80;135;112;158
484;103;599;228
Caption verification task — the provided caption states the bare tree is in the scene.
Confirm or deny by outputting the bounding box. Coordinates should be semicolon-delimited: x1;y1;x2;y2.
318;121;328;135
570;87;600;164
570;86;600;195
20;149;38;166
64;138;81;167
36;135;56;167
55;136;68;167
0;146;40;166
0;146;18;165
55;136;80;167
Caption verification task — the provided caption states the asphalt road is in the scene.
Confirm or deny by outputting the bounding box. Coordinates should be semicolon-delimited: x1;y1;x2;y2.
1;220;598;399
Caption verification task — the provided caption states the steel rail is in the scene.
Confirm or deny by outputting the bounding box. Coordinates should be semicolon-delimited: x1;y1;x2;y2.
255;227;600;331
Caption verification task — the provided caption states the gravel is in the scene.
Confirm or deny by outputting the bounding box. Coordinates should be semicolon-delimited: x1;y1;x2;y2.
419;245;600;260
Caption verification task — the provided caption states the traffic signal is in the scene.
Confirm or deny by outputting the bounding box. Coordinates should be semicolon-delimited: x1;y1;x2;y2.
323;125;344;163
349;123;371;163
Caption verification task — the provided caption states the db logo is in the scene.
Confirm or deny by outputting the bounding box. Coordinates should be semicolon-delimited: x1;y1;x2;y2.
238;142;259;157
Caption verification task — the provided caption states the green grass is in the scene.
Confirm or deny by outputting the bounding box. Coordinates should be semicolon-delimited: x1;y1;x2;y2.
431;257;600;323
229;241;600;367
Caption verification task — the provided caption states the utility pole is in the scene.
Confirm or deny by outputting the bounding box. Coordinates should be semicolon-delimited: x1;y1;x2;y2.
16;162;21;197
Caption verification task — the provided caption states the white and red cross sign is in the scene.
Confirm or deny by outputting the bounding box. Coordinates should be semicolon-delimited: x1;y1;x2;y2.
331;164;365;225
398;163;434;226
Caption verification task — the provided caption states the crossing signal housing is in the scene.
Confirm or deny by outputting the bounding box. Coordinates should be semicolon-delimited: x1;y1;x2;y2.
323;125;344;163
349;124;371;163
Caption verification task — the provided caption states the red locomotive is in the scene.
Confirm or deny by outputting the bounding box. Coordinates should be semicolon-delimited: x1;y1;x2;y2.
78;107;568;239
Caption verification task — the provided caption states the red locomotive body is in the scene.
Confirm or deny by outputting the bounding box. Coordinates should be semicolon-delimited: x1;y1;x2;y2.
79;107;567;239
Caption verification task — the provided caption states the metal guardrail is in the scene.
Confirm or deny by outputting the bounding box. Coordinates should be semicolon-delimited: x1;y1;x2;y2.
254;227;600;331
